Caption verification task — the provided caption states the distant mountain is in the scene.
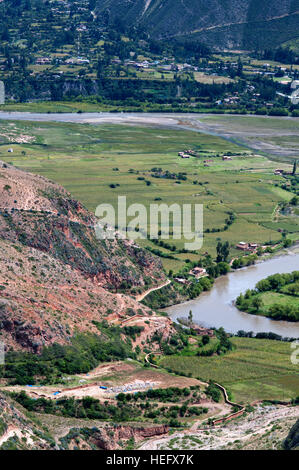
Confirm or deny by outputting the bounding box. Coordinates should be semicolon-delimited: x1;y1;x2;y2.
95;0;299;50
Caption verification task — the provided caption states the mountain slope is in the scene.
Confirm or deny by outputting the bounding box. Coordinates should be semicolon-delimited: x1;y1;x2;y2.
0;161;167;352
284;418;299;450
0;393;54;450
95;0;299;49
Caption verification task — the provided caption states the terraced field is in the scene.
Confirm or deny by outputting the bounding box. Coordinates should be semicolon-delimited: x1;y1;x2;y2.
0;118;296;271
159;337;299;403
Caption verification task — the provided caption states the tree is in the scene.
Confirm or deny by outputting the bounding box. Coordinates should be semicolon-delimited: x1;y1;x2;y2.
188;310;193;326
202;335;210;346
251;296;263;312
216;241;230;263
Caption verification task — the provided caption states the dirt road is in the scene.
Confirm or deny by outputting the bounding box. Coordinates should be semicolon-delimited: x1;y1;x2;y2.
136;279;171;302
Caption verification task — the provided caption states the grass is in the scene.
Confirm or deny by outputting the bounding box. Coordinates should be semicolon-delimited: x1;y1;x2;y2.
193;72;234;84
0;118;296;271
159;337;299;403
259;291;299;309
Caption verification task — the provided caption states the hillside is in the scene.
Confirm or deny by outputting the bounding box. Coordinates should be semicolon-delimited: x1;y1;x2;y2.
95;0;299;49
284;418;299;449
0;161;168;352
0;392;54;450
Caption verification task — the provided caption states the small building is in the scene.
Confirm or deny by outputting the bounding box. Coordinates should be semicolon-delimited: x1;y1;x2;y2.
189;267;207;278
236;241;248;251
274;169;284;175
222;155;232;161
174;277;189;285
236;241;259;252
191;325;214;337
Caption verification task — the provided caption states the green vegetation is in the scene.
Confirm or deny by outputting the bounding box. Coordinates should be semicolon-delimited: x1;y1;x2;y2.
0;324;136;385
236;271;299;321
159;337;299;403
117;386;198;403
12;386;208;426
0;1;298;115
205;382;222;403
1;118;297;275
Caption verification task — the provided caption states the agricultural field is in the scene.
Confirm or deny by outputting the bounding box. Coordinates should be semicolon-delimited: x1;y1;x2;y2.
193;73;234;84
159;337;299;403
258;291;298;309
0;117;296;271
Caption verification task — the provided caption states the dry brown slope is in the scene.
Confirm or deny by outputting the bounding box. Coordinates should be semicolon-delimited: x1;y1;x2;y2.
0;161;169;352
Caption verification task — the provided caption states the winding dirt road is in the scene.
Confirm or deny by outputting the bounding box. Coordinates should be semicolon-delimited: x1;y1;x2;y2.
136;279;171;302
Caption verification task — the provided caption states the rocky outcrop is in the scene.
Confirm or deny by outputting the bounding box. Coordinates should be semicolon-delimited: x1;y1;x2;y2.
62;423;169;450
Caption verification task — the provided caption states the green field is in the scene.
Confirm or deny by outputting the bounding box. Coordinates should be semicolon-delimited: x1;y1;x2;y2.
0;118;296;271
159;337;299;403
259;291;299;309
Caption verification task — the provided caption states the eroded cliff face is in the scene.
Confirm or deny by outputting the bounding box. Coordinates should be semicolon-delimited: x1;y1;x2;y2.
95;0;299;49
60;423;169;450
0;161;166;352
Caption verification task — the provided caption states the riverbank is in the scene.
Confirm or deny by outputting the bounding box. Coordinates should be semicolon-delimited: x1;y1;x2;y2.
0;111;298;159
235;270;299;322
165;251;299;338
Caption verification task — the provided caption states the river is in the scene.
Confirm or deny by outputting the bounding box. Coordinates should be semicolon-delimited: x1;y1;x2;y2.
0;111;298;158
165;252;299;338
1;111;298;335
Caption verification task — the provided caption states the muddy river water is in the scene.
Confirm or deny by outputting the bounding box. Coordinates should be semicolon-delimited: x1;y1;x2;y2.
165;253;299;338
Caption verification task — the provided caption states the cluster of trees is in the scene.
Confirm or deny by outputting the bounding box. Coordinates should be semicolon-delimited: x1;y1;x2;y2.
13;392;142;422
13;386;207;424
117;386;194;403
231;254;258;270
267;303;299;321
236;271;299;322
236;330;296;341
1;325;135;385
255;272;299;293
261;47;299;65
216;241;230;263
205;382;221;403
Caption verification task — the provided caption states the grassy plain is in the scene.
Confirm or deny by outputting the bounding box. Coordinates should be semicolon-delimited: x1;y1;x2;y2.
0;118;296;271
159;337;299;403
